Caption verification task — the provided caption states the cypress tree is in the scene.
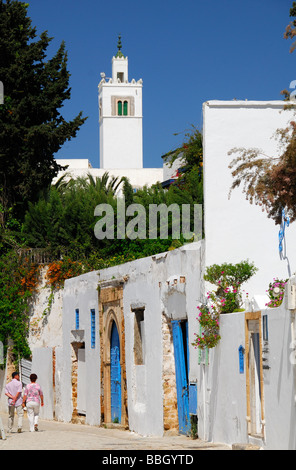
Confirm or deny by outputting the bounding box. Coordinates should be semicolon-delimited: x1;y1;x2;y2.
0;0;87;222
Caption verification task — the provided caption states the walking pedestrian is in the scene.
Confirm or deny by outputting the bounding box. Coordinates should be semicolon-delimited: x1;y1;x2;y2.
5;371;24;433
22;373;44;432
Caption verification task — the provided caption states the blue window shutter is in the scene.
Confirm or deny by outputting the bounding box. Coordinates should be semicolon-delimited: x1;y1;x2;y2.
75;309;79;330
238;345;244;374
91;309;96;348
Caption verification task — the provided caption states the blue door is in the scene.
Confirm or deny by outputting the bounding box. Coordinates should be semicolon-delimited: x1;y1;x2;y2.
172;320;190;435
110;321;121;423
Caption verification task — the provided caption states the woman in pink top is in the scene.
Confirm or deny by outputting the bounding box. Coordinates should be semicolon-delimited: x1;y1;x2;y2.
22;373;44;432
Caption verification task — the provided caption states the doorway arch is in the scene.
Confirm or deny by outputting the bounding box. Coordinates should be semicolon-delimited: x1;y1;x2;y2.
98;282;128;427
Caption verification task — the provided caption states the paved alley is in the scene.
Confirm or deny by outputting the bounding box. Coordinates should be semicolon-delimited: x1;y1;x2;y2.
0;412;230;451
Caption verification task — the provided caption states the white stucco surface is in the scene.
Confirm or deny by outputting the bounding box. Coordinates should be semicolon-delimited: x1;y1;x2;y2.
198;294;296;450
59;242;203;435
54;161;163;192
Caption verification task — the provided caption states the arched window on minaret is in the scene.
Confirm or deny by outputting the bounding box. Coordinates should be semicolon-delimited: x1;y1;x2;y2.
118;100;122;116
123;101;128;116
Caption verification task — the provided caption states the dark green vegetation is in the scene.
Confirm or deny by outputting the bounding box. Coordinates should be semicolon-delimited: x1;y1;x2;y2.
0;0;86;225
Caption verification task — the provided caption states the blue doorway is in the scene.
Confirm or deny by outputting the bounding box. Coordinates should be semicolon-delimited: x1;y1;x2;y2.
172;320;190;435
110;321;122;423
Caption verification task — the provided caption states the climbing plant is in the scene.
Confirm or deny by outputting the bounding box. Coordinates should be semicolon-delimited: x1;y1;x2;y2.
0;251;40;361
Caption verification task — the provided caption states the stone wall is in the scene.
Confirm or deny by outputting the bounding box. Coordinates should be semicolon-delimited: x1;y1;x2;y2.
28;267;63;350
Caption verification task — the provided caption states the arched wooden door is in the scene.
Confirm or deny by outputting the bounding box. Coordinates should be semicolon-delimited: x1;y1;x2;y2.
110;321;122;423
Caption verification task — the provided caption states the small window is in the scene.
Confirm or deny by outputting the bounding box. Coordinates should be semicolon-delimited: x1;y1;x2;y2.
91;309;96;348
75;309;79;330
133;308;145;365
123;100;128;116
117;100;122;116
117;72;124;82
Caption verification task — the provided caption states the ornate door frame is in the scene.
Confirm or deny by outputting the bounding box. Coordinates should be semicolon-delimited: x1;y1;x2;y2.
245;311;265;438
98;280;128;427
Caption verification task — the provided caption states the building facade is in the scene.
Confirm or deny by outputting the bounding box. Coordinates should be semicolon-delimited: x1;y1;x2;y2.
55;242;203;435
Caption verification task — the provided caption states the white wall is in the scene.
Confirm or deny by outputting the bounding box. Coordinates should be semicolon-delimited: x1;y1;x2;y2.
99;116;143;169
99;78;143;169
60;242;203;435
54;162;163;193
199;291;296;450
203;101;296;301
31;347;54;420
57;271;100;424
198;312;247;444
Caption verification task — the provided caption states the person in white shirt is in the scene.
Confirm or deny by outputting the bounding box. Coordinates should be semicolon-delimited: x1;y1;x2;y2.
5;371;24;433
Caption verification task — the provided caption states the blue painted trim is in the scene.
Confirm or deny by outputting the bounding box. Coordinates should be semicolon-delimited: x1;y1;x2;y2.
90;309;96;348
238;345;244;374
75;309;79;330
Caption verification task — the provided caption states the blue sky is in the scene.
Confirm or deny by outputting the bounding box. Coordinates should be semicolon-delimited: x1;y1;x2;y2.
27;0;296;169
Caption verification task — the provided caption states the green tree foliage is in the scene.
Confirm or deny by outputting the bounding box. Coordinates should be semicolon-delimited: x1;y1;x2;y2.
21;173;121;258
162;126;203;206
204;260;258;290
20;126;204;258
0;0;87;223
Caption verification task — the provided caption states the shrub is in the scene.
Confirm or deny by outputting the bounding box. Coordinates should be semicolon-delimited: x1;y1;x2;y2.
192;260;258;350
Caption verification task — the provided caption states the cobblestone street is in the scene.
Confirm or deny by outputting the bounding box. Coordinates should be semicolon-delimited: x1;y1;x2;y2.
0;412;230;451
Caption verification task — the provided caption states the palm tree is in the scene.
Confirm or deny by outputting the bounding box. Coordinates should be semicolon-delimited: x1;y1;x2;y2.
86;172;124;196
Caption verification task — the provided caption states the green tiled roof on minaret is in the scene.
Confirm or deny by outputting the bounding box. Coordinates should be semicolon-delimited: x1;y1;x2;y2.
115;34;126;58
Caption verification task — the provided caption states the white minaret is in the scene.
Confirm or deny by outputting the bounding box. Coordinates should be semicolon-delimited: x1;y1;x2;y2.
98;36;143;169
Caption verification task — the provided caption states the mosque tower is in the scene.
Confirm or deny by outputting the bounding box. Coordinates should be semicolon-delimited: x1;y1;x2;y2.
98;36;143;169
